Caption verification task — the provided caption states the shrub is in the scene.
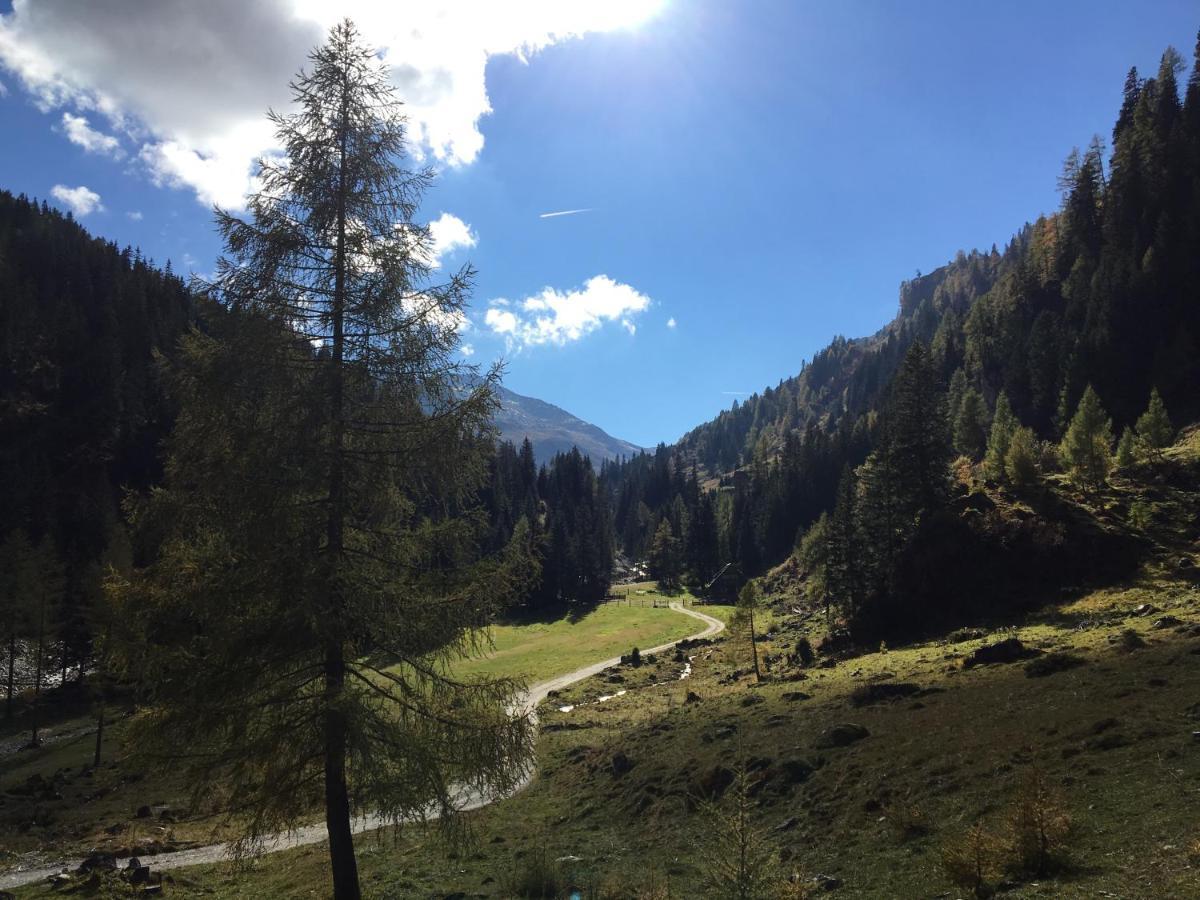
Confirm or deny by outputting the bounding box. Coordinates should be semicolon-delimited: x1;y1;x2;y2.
697;764;778;900
1004;769;1072;875
793;638;814;667
884;793;931;841
941;822;1003;898
1127;500;1153;531
502;846;565;898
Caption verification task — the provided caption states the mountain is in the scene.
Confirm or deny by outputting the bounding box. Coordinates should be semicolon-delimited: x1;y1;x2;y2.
494;385;643;464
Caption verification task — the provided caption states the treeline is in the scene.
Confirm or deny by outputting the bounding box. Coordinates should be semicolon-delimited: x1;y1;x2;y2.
0;189;615;723
486;440;613;613
604;36;1200;614
0;191;194;698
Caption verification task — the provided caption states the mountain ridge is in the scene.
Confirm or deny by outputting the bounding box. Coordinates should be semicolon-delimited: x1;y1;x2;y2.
494;385;643;465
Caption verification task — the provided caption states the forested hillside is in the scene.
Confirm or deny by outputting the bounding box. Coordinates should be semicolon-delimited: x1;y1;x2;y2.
0;192;194;670
605;38;1200;620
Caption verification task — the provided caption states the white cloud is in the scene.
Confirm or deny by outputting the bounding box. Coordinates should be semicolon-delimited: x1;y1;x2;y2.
428;212;476;267
0;79;8;97
484;274;651;349
0;0;664;209
460;343;475;357
50;183;103;216
126;210;143;221
60;112;122;157
666;316;677;329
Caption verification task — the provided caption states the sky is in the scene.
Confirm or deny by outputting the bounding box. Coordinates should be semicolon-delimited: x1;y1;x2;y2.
0;1;1197;449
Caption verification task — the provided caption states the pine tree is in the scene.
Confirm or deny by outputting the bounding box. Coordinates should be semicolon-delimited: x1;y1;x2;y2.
1005;427;1040;492
953;387;988;460
1059;385;1114;494
732;582;763;681
648;519;683;590
1115;427;1136;468
697;764;778;900
985;392;1017;482
1134;387;1173;460
0;531;36;721
106;23;536;899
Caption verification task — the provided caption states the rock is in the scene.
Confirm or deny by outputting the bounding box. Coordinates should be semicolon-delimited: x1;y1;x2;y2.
741;694;765;707
812;873;843;891
779;759;814;784
1024;652;1087;678
849;682;920;706
1132;602;1158;617
76;850;117;874
775;816;799;832
1115;629;1146;652
1152;615;1183;629
694;765;735;800
610;751;634;777
814;723;870;749
782;691;811;702
962;638;1039;668
685;691;701;704
135;805;152;819
129;865;152;885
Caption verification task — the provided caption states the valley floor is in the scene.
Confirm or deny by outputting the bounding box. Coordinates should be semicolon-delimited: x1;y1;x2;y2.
7;573;1200;898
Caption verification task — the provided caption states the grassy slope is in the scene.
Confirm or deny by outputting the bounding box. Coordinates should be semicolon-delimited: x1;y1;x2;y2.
0;600;714;871
10;439;1200;897
443;598;707;684
70;575;1194;899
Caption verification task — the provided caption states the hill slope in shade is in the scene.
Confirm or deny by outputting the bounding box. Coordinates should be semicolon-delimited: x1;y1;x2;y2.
494;386;643;464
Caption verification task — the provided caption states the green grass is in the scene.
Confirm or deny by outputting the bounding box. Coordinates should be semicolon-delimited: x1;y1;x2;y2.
441;601;707;684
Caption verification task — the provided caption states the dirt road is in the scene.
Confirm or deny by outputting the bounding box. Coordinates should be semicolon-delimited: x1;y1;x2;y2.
0;602;724;890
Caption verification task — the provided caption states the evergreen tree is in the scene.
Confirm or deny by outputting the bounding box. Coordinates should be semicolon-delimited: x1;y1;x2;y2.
0;531;36;721
985;392;1017;482
883;342;950;522
732;582;763;682
648;519;683;590
1134;387;1173;460
1059;385;1114;494
1005;427;1040;492
1115;427;1137;468
953;387;989;460
106;24;535;899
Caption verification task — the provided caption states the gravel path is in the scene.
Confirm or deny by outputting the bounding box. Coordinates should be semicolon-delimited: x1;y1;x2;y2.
0;602;724;890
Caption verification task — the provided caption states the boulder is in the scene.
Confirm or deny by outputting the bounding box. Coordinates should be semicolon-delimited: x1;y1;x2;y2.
962;638;1039;668
849;682;920;706
814;723;869;749
610;751;634;777
1024;652;1087;678
76;851;117;874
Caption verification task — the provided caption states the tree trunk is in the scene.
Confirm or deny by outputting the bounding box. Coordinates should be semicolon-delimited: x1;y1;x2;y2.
321;66;359;900
324;648;359;900
748;607;761;682
31;598;44;745
5;630;14;721
93;703;105;769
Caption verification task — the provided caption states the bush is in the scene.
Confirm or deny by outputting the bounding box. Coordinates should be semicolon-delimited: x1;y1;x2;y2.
793;638;814;667
502;846;566;898
941;822;1003;898
1127;500;1153;531
1004;769;1072;875
884;793;931;840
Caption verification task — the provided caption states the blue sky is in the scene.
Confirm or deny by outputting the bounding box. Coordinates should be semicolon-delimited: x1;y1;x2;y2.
1;1;1197;448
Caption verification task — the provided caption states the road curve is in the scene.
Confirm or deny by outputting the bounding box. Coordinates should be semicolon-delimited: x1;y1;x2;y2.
0;601;724;890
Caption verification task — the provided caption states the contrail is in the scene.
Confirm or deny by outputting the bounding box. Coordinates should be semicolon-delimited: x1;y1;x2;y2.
539;208;593;219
